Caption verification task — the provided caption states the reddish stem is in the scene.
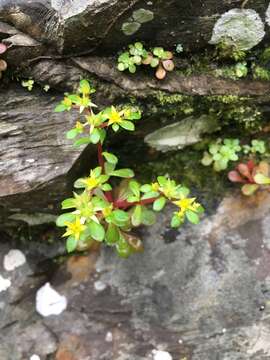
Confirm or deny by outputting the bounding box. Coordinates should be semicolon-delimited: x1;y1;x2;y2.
97;142;105;172
114;197;157;210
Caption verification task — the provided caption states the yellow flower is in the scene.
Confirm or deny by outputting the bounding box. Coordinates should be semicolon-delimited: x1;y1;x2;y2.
102;206;113;217
108;106;123;125
173;197;200;217
63;97;72;108
63;217;86;240
75;121;84;131
151;182;159;192
82;176;100;190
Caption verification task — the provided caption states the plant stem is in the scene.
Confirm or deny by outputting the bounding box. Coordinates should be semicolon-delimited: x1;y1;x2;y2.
97;142;105;172
97;141;114;203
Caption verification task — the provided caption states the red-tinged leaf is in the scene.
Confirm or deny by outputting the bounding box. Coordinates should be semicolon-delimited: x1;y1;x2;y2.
0;43;7;54
155;65;166;80
242;184;259;196
162;59;175;72
247;159;255;171
228;171;245;183
237;163;253;182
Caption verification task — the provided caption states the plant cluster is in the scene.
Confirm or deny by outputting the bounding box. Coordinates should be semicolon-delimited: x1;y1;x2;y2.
201;138;266;172
228;160;270;195
55;80;204;257
215;42;247;62
117;42;175;80
0;43;7;79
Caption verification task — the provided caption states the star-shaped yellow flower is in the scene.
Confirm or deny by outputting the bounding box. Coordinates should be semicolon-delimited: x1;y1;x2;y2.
63;217;86;240
173;197;200;218
108;106;123;125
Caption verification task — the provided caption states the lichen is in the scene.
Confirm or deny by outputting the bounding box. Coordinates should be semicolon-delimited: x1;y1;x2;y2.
132;9;154;24
121;22;141;36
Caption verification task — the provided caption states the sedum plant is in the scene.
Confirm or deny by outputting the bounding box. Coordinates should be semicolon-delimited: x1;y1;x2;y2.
202;138;266;172
201;138;241;171
55;80;204;257
228;160;270;196
117;42;175;80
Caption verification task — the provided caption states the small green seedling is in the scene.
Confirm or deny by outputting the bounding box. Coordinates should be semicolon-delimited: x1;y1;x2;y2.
55;80;204;257
117;42;175;80
21;79;34;91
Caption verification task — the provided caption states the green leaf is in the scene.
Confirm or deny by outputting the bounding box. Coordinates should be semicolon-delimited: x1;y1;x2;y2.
141;208;156;226
90;128;100;144
102;152;118;165
118;63;126;71
112;124;119;132
56;213;76;227
66;236;77;253
66;128;79;139
120;121;135;131
105;223;119;245
153;196;166;211
131;205;142;226
254;173;270;185
92;166;102;177
79;79;90;95
55;104;67;112
104;162;116;175
68;95;81;104
89;221;105;242
116;236;132;258
186;210;200;224
242;184;259;196
74;137;91;147
101;183;112;191
61;198;75;209
141;191;159;200
129;180;140;198
74;178;85;188
113;210;130;223
111;168;134;178
157;176;167;186
171;215;182;228
140;184;152;193
150;57;159;67
129;64;136;73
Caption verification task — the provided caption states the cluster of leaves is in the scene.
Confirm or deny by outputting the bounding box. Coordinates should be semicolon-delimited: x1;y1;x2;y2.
214;62;248;80
55;80;204;257
201;138;266;172
117;42;175;80
215;41;247;62
228;160;270;196
0;43;7;79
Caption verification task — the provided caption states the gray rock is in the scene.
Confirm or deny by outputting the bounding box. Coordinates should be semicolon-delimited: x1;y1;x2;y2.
144;114;219;152
209;9;265;51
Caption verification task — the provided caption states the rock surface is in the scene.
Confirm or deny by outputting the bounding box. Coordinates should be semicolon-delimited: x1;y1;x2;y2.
1;191;270;359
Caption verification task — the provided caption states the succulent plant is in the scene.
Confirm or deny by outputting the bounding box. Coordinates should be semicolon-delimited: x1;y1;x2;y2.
117;43;176;80
228;160;270;195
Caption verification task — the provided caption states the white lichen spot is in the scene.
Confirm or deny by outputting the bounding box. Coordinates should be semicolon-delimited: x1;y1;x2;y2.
121;22;141;36
105;331;113;342
209;9;265;51
3;249;26;271
30;355;40;360
94;280;107;292
152;350;173;360
36;282;67;317
0;275;11;292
